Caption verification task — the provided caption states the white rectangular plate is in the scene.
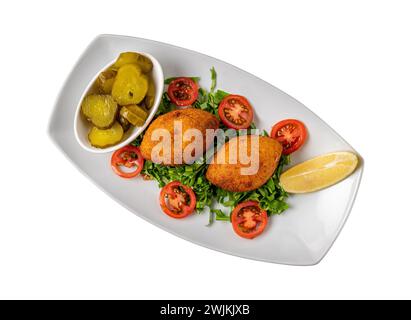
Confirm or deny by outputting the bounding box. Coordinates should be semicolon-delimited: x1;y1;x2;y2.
48;34;363;265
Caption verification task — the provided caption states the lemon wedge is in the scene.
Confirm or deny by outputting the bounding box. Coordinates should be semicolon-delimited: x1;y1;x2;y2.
280;152;359;193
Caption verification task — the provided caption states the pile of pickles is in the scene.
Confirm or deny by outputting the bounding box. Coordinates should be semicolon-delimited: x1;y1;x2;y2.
81;52;155;148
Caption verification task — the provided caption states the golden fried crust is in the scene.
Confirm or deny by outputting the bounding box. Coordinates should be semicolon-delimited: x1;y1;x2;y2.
206;135;283;192
140;108;219;166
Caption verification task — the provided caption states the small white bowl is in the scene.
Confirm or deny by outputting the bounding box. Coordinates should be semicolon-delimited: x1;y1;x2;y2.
74;53;164;153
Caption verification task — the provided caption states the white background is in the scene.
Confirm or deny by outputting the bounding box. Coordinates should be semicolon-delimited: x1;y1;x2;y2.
0;0;410;299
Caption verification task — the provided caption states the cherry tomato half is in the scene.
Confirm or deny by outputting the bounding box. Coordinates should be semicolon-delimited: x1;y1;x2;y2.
159;181;197;219
270;119;308;155
167;77;199;106
111;145;144;178
231;201;268;239
218;95;254;130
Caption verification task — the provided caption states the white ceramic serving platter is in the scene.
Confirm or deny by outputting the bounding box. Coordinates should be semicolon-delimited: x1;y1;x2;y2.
48;34;363;266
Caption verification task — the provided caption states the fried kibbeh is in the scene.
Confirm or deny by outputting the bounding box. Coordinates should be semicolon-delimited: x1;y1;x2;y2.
140;108;219;165
206;135;283;192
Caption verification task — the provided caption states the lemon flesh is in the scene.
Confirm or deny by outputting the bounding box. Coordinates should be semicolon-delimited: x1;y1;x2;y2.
280;152;359;193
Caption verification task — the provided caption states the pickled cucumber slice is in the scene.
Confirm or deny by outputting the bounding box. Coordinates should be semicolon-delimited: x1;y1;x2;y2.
88;122;124;148
118;114;131;132
112;64;148;105
119;105;147;127
126;104;148;119
113;52;153;73
97;69;116;94
144;77;155;109
81;94;118;129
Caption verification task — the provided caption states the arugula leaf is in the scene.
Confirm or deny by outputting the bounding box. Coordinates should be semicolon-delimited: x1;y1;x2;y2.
213;90;229;104
155;92;174;115
213;209;231;221
213;209;230;221
207;209;230;226
210;67;217;92
138;155;214;212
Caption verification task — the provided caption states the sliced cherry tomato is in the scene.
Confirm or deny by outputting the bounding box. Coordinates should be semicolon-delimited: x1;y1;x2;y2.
159;181;197;219
111;145;144;178
167;77;199;106
270;119;307;155
218;95;254;129
231;201;268;239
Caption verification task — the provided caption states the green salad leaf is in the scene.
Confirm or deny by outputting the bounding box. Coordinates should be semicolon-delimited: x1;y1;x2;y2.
141;157;214;211
133;68;290;225
210;67;217;93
